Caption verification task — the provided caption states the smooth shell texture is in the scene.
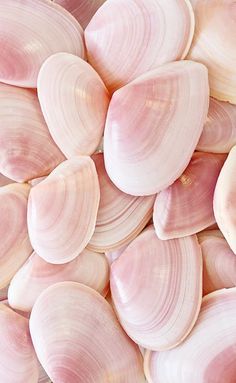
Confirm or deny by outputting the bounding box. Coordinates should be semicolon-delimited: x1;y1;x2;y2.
0;183;32;288
0;173;13;187
85;0;195;92
28;157;100;264
200;235;236;295
38;364;51;383
0;304;38;383
0;285;8;301
30;282;145;383
0;0;85;88
38;53;110;158
105;244;128;265
110;226;202;351
54;0;106;29
153;152;226;239
8;249;109;312
214;146;236;254
88;153;155;251
144;288;236;383
197;98;236;153
187;0;236;103
104;60;209;196
0;82;65;182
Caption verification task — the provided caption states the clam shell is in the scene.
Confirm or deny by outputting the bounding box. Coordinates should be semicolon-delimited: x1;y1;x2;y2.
30;282;145;382
88;153;155;251
0;173;13;187
110;226;202;351
8;249;109;312
104;60;209;196
144;288;236;383
27;157;100;264
38;53;110;158
153;152;226;239
0;0;85;88
0;183;32;289
85;0;194;92
0;83;65;182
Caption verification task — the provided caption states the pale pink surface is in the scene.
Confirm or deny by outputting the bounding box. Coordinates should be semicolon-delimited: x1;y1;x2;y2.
0;0;85;88
0;183;32;288
197;98;236;153
104;61;209;196
85;0;194;92
0;303;38;383
0;83;65;182
38;363;51;383
8;249;109;312
153;152;226;239
105;244;128;265
0;285;8;301
30;282;145;383
28;157;100;264
110;226;202;351
200;236;236;295
0;173;13;187
54;0;106;29
145;288;236;383
88;153;155;251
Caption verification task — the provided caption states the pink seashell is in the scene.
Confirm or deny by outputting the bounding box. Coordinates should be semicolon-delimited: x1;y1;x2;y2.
0;183;32;289
38;363;51;383
85;0;194;92
8;249;109;312
38;53;110;159
104;61;209;196
30;282;145;382
105;244;128;265
153;152;226;239
0;285;8;301
144;288;236;383
0;173;13;187
197;98;236;153
0;303;38;382
0;83;65;182
88;153;155;251
110;226;202;351
0;0;85;88
27;157;100;264
198;229;224;242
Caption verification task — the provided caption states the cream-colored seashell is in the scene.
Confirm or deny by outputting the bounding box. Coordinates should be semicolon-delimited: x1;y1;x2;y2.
0;285;8;301
88;153;155;251
53;0;106;29
8;249;109;312
0;83;65;182
38;364;51;383
0;183;32;289
38;53;110;159
187;0;236;103
0;303;38;383
30;282;145;382
0;0;85;88
197;229;224;242
197;98;236;153
110;226;202;351
153;152;226;239
28;157;100;264
85;0;194;92
104;61;209;196
214;146;236;254
144;288;236;383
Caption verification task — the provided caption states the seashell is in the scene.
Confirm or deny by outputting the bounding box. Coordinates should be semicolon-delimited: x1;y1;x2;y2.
104;60;209;196
200;235;236;295
197;229;224;242
214;146;236;253
38;53;110;159
85;0;195;92
0;285;8;301
0;173;13;187
0;83;65;182
0;303;38;383
38;363;51;383
30;282;145;382
2;299;30;319
110;226;202;351
153;152;226;239
197;98;236;153
0;0;85;88
28;157;100;264
0;183;32;289
8;249;109;312
105;244;128;265
144;288;236;383
88;153;155;251
187;0;236;103
53;0;106;29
